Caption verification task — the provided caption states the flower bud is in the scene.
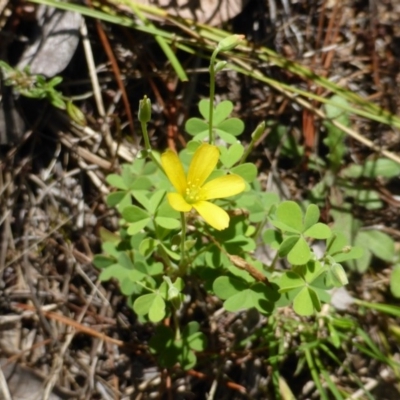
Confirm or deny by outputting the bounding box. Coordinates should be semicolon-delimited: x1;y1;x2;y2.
251;121;266;140
138;95;151;123
217;34;245;52
67;101;86;126
214;61;227;73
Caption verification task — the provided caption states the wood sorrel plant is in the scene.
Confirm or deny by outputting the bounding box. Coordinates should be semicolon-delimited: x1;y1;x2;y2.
94;35;362;370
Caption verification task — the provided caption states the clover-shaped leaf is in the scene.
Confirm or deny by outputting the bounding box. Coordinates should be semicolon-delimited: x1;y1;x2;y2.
273;201;331;265
278;260;331;316
219;143;244;168
186;99;244;143
122;205;151;235
133;282;168;323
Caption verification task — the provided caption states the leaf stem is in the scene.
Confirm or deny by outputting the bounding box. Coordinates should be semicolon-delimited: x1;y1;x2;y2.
179;212;187;272
140;120;163;170
208;49;218;144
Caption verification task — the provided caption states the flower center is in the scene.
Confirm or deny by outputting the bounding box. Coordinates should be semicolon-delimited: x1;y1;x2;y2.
185;180;205;204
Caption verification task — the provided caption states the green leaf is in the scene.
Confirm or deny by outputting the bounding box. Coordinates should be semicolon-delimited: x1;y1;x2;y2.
186;332;207;351
214;100;233;124
224;289;254;311
251;282;279;314
133;293;165;322
279;271;304;292
132;191;151;211
192;131;209;142
323;95;349;170
148;295;166;322
123;205;151;234
217;118;244;136
219;143;244;168
106;191;130;208
185;117;208;136
350;241;372;273
276;201;303;232
302;260;323;281
98;252;133;282
272;220;302;234
122;205;149;222
230;163;257;182
304;223;331;239
343;158;400;179
148;190;166;214
262;229;282;249
216;130;239;144
139;238;157;258
127;219;151;235
293;287;320;316
213;276;248;299
155;216;181;230
303;204;320;231
156;200;180;219
332;246;363;262
106;174;128;190
326;232;348;256
182;321;200;337
93;255;115;269
131;176;153;191
344;188;382;210
330;263;349;287
198;99;209;119
278;235;300;257
287;236;311;265
356;230;395;262
99;227;120;244
390;265;400;298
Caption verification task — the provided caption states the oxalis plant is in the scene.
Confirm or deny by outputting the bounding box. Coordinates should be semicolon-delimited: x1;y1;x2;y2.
94;35;362;371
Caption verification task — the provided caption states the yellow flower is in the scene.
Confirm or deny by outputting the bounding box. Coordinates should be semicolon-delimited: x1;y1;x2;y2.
161;143;245;230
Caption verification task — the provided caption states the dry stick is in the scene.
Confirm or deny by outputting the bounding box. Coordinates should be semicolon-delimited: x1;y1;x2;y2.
304;1;342;155
80;19;118;160
42;281;103;400
3;216;73;270
89;0;135;140
70;122;136;162
22;234;55;340
207;235;269;285
0;366;12;400
15;303;124;347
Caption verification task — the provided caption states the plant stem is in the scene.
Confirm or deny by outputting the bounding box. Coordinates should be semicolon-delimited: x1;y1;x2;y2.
172;308;181;341
208;49;219;144
179;212;187;272
239;121;266;164
140;120;163;170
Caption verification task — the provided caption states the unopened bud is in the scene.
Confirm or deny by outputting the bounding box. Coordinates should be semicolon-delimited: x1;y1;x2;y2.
214;61;227;73
331;263;349;287
217;34;245;52
138;95;151;123
251;121;265;140
67;101;86;126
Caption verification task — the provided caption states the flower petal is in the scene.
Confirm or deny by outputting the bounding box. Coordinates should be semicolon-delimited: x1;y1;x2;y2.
193;201;230;230
167;193;192;212
200;174;245;200
161;149;187;194
187;143;219;187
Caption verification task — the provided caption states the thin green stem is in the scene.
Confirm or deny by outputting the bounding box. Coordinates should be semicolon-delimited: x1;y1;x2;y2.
304;344;328;400
140;120;163;170
179;212;187;271
172;308;181;341
239;121;265;164
208;49;219;144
